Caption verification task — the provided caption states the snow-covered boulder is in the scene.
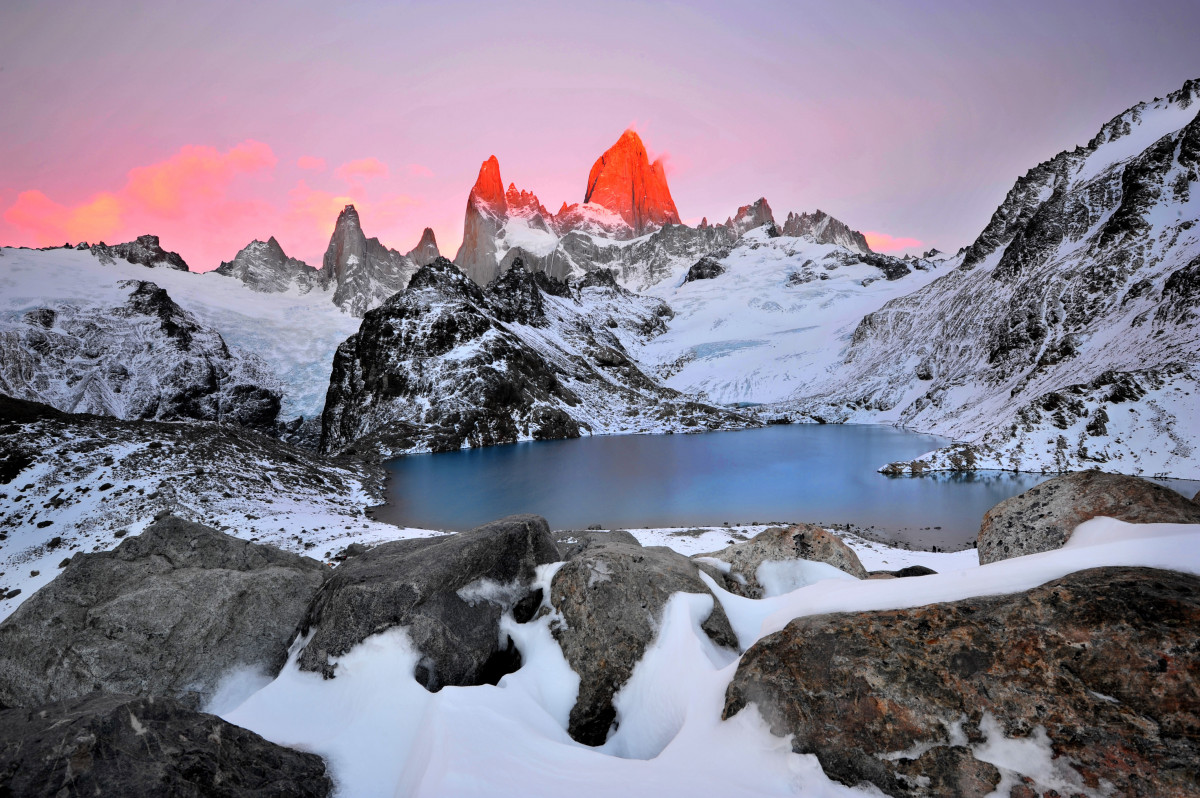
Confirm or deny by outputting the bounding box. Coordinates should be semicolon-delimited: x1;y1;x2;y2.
549;533;737;745
695;523;867;598
725;565;1200;798
295;514;558;690
976;471;1200;564
0;515;325;709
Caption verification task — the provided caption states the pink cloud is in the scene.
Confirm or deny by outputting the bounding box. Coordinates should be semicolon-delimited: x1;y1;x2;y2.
335;157;389;184
297;155;327;171
864;231;924;253
407;163;434;178
125;140;275;218
3;190;123;245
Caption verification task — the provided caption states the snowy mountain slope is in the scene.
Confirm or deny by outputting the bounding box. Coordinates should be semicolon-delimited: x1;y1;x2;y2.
320;259;754;458
1;246;361;421
783;78;1200;479
0;278;282;430
634;228;952;404
0;395;431;623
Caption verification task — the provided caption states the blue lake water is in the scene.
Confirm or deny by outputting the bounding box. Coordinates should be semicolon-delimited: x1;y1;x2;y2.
377;425;1200;550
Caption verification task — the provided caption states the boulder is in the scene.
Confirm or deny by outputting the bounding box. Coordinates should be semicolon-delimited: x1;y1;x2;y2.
696;523;867;597
0;516;325;709
683;255;726;283
724;566;1200;797
297;515;559;690
549;535;737;745
0;692;330;797
978;471;1200;564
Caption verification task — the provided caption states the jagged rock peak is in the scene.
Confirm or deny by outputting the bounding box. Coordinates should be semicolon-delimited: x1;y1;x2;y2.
584;129;681;236
780;209;871;254
406;227;441;267
470;155;507;214
90;235;189;271
214;236;317;293
321;204;418;316
505;183;550;218
727;198;777;236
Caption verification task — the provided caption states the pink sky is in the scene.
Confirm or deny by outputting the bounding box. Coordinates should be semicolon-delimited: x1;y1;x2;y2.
2;1;1198;271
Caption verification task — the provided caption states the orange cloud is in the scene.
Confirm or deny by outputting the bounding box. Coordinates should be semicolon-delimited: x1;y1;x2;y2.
296;155;327;171
863;231;924;253
335;157;389;184
288;180;358;236
125;140;275;218
3;190;123;245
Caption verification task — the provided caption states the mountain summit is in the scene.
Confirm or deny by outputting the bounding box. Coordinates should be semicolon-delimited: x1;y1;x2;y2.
584;130;681;236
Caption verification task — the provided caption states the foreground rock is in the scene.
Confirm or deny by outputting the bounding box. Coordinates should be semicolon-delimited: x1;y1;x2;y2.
724;566;1200;797
298;515;559;690
0;692;330;797
698;524;867;597
0;515;325;709
978;471;1200;564
550;534;737;745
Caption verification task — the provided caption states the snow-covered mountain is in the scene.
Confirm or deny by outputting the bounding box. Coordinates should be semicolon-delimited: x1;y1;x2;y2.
0;278;282;430
783;78;1200;478
0;245;361;423
214;236;320;294
320;258;753;457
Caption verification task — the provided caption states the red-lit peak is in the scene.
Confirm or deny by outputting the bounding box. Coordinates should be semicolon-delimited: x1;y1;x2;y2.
468;155;506;214
584;129;681;236
505;182;550;218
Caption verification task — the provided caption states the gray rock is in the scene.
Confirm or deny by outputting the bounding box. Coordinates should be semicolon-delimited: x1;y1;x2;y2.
978;471;1200;564
213;236;319;294
724;566;1200;797
297;515;559;690
0;692;331;797
0;516;325;709
320;204;419;317
683;255;725;283
549;535;737;745
696;523;867;597
90;235;189;271
554;529;640;560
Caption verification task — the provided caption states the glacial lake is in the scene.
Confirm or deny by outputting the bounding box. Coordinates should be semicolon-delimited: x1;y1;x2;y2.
377;424;1200;550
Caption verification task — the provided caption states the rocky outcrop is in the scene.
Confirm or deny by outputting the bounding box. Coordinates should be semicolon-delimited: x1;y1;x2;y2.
0;515;325;709
584;130;681;236
320;258;751;458
977;471;1200;564
549;533;737;745
0;280;282;430
726;197;778;237
724;566;1200;798
697;524;867;597
780;210;871;253
320;204;418;316
296;515;558;690
789;79;1200;479
91;235;189;271
406;226;441;267
683;255;725;283
0;692;331;797
213;236;319;293
454;156;508;285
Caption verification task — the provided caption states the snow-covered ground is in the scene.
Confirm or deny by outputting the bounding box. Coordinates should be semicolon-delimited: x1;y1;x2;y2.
216;517;1200;797
636;229;952;405
0;247;360;419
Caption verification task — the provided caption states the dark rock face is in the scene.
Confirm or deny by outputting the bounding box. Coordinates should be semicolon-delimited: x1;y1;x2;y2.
90;235;189;271
213;236;319;293
406;226;441;267
683;255;726;283
0;516;325;709
297;515;559;691
320;258;749;457
780;209;871;253
725;198;777;237
0;280;282;430
549;534;737;746
0;692;331;797
724;566;1200;798
978;471;1200;564
697;524;867;597
320;204;419;316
